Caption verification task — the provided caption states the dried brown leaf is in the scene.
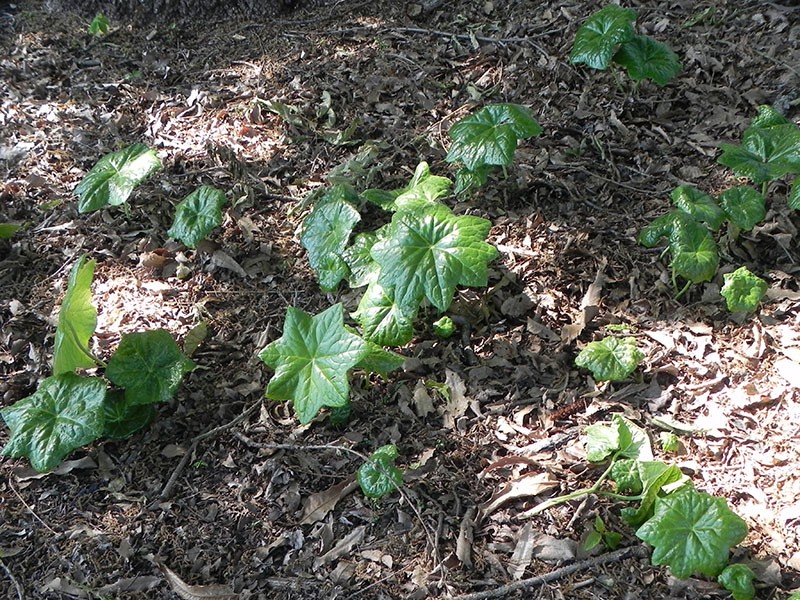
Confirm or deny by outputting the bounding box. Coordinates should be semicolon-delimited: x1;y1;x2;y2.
159;564;237;600
479;472;559;519
300;477;359;525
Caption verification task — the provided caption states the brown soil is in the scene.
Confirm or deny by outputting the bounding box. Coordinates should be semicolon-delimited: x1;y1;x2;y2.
1;1;800;598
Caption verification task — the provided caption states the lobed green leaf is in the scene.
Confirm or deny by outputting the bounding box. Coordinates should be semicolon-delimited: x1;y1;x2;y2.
353;281;417;347
718;186;765;230
718;125;800;184
720;266;767;313
670;186;724;230
53;256;98;375
718;564;756;600
570;5;637;70
357;444;403;499
1;374;106;472
575;336;644;382
614;35;681;86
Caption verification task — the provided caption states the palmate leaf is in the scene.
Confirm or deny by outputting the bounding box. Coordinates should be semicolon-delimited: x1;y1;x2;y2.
355;339;405;379
669;217;719;283
106;329;195;405
569;4;637;70
750;105;790;129
300;185;361;292
670;186;724;230
718;186;765;230
353;281;417;347
575;336;644;382
622;461;687;527
611;458;643;494
721;266;767;312
259;304;369;424
357;444;403;499
446;104;542;171
584;414;652;463
363;162;452;212
168;185;227;248
718;124;800;184
371;203;497;312
53;255;98;375
614;35;681;86
636;486;748;578
454;165;491;196
1;374;106;472
74;143;161;213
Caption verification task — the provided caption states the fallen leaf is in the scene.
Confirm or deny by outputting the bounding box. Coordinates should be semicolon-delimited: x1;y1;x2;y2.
441;369;469;429
313;525;366;569
300;477;359;525
160;564;237;600
15;456;97;481
97;576;161;594
775;358;800;388
508;522;536;580
532;533;577;562
479;472;559;519
456;506;476;568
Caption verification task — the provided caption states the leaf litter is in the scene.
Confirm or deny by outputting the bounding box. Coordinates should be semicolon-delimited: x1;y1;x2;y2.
0;0;799;598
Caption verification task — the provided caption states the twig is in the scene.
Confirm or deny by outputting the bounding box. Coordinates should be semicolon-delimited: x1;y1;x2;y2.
0;558;24;600
159;399;262;500
8;480;56;534
448;545;650;600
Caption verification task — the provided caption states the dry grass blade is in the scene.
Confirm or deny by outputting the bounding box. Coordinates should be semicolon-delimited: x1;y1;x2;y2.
159;564;237;600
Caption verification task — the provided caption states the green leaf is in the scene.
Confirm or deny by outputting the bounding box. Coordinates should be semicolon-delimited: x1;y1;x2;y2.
364;162;452;212
168;185;227;248
433;316;456;339
584;415;650;462
371;203;497;312
569;5;637;70
660;432;680;453
670;186;725;230
639;210;682;248
636;486;748;578
101;390;156;440
300;185;361;292
613;35;681;86
669;214;719;283
454;165;491;196
611;458;643;494
259;304;369;424
354;339;404;379
88;13;109;35
0;374;106;472
750;105;790;129
718;125;800;184
718;186;766;230
623;462;687;527
0;223;21;239
446;104;542;171
575;336;644;381
718;564;756;600
353;281;417;347
789;176;800;210
53;256;98;375
721;266;767;312
106;329;196;405
357;444;403;499
74;144;161;213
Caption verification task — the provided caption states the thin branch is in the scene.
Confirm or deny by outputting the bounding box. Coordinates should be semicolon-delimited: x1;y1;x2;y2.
448;545;650;600
0;558;24;600
8;479;56;534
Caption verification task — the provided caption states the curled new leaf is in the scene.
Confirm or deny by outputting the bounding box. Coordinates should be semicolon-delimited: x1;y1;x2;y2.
357;444;403;499
570;5;637;70
1;374;106;472
636;486;748;578
168;185;227;248
721;266;767;313
575;336;644;382
74;143;161;213
718;564;756;600
53;255;98;375
106;329;195;405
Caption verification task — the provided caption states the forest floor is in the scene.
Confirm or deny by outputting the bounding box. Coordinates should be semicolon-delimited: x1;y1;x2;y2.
1;0;800;598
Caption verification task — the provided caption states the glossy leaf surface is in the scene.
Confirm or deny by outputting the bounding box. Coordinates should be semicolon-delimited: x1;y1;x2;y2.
614;35;681;85
102;390;155;440
353;281;417;347
1;374;106;472
259;304;369;424
636;487;748;578
670;186;724;230
718;125;800;184
721;266;767;312
74;143;161;213
575;336;644;381
570;5;637;70
106;329;195;405
718;186;765;230
53;256;98;375
718;564;756;600
357;444;403;499
168;185;227;248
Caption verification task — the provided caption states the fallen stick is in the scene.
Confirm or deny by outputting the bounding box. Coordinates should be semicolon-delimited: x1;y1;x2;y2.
448;545;650;600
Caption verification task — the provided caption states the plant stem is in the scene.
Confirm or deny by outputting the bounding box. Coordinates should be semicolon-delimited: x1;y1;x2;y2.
519;460;616;518
674;279;692;300
761;181;768;197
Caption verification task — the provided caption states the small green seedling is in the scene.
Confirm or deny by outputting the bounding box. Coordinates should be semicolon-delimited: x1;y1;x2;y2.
74;144;161;213
432;316;456;339
357;444;403;499
575;336;644;382
445;103;542;194
659;432;680;453
720;266;768;313
1;256;195;472
717;564;756;600
168;185;228;249
0;223;21;239
525;416;749;583
88;13;109;36
570;5;681;86
583;515;622;551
